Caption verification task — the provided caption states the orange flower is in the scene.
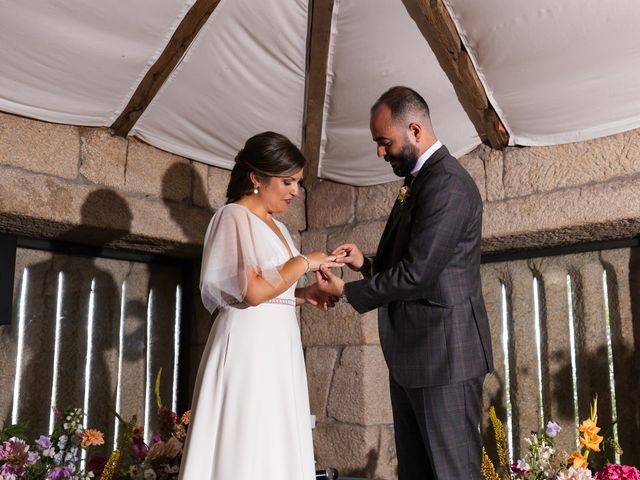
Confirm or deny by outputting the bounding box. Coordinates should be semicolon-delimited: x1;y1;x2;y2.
81;429;105;447
578;418;601;437
578;417;603;452
579;431;603;452
181;410;191;425
132;425;144;441
568;450;588;469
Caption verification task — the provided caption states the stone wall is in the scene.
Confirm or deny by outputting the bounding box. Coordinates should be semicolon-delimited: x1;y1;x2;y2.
0;111;303;402
3;110;640;478
302;128;640;479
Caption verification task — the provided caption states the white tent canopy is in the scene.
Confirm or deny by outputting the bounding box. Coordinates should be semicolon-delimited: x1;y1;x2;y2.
1;0;639;186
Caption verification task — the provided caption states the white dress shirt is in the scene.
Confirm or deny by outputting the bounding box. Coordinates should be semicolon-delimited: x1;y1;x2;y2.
411;140;443;177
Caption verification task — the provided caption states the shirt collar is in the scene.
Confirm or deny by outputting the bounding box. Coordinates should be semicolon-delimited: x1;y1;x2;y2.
410;140;442;176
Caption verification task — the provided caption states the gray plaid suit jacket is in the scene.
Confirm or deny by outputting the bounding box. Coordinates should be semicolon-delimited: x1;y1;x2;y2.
344;145;493;388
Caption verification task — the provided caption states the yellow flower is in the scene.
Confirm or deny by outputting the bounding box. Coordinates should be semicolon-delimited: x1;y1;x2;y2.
481;447;500;480
489;407;509;469
81;429;105;447
100;449;121;480
568;450;588;469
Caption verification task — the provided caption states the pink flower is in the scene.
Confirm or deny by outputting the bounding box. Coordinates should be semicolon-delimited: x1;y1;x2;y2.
595;464;640;480
47;466;72;478
397;186;410;204
0;438;36;477
557;467;593;480
145;437;182;462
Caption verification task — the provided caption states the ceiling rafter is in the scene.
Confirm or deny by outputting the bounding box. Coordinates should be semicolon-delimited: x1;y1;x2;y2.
301;0;334;185
110;0;223;137
403;0;509;149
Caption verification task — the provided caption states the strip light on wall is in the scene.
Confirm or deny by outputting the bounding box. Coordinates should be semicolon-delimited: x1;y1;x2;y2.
500;283;514;462
172;285;182;413
144;289;154;444
12;268;29;424
49;272;64;434
114;281;127;449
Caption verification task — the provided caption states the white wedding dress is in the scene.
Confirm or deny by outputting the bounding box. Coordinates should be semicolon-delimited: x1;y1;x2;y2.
179;203;315;480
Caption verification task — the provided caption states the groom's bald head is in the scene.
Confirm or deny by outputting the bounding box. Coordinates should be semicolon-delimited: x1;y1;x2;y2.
371;86;431;128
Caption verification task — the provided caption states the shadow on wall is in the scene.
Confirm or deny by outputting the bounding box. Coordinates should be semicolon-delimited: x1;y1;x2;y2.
161;162;210;247
58;188;133;246
7;189;145;457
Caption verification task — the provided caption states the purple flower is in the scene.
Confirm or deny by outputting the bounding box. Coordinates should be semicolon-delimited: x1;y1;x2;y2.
36;435;53;450
0;438;34;477
511;459;529;475
546;420;562;438
86;455;108;477
151;432;162;444
48;466;72;478
132;439;149;461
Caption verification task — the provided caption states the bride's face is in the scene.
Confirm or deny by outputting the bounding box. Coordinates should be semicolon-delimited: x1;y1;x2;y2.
258;169;304;213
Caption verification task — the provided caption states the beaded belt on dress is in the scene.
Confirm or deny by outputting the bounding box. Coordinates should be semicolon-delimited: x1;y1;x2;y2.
228;298;296;307
264;298;296;307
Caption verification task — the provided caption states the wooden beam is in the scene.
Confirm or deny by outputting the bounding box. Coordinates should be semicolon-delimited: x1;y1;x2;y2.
111;0;222;137
402;0;509;149
301;0;335;185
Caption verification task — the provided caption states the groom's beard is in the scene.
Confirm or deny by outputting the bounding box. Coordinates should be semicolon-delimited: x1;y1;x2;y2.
385;141;420;177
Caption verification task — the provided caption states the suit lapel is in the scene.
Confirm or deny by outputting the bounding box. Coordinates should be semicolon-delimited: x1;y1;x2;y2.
377;197;404;256
376;145;450;258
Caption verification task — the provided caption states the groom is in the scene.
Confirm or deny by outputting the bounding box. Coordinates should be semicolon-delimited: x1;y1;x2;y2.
318;86;493;479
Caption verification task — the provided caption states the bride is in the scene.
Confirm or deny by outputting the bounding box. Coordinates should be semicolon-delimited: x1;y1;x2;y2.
179;132;340;479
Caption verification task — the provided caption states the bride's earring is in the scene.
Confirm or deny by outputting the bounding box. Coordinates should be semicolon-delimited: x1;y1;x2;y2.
253;185;259;195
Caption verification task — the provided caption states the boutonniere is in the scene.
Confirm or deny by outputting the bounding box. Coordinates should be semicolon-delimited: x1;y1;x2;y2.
397;185;411;205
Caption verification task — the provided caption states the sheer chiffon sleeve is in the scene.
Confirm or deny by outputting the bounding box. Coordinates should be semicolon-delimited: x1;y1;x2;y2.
200;205;284;313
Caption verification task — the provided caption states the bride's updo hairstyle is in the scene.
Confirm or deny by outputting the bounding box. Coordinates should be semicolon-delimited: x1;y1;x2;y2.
226;131;306;204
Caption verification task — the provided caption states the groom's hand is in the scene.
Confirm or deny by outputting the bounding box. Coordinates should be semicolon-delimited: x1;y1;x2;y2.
316;265;345;297
331;243;365;272
304;283;338;311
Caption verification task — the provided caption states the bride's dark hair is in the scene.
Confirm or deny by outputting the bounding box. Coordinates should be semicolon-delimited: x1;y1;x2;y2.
226;132;306;204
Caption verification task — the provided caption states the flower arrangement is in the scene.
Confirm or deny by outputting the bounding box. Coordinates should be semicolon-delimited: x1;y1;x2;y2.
0;371;190;480
96;370;189;480
0;406;104;479
482;397;638;480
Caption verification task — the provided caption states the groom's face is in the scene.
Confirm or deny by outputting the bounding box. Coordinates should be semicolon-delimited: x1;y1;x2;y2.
370;105;420;177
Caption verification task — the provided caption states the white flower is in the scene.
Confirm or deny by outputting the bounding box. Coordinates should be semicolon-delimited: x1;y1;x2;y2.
143;468;157;480
517;458;530;471
557;467;593;480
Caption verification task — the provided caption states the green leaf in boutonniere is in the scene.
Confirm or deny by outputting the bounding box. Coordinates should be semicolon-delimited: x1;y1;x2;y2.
397;185;410;205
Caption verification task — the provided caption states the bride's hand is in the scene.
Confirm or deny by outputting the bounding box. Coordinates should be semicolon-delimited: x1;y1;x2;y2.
303;251;345;272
